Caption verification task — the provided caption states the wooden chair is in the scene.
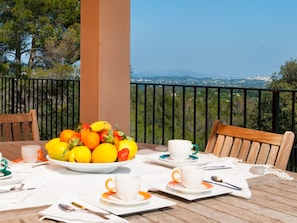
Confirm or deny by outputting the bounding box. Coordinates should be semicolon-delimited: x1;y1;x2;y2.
0;109;40;141
205;119;295;170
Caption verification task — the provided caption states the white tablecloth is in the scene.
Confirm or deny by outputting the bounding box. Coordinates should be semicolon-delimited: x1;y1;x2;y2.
0;149;288;212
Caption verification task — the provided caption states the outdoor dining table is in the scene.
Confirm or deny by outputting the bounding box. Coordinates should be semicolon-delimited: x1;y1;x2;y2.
0;140;297;223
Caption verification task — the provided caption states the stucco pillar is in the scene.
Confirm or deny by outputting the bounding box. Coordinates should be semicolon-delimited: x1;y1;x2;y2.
80;0;130;134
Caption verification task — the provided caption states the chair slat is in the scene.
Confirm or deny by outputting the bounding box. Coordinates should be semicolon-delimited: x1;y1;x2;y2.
221;136;233;156
12;123;22;141
266;145;279;166
230;138;242;157
213;134;225;156
2;123;13;141
247;142;260;164
237;139;251;162
256;143;270;165
21;122;32;140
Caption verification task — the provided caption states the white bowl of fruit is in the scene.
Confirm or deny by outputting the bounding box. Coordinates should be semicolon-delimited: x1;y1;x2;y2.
45;121;138;173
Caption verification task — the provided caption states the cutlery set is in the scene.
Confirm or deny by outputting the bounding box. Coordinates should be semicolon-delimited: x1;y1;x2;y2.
0;183;36;193
204;175;243;191
58;202;111;219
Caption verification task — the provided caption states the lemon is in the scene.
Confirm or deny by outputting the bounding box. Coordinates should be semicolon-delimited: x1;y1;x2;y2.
91;143;117;163
118;139;138;160
68;146;92;163
48;141;70;161
45;137;60;152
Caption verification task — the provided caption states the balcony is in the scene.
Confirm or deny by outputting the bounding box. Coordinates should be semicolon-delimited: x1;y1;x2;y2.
0;76;296;171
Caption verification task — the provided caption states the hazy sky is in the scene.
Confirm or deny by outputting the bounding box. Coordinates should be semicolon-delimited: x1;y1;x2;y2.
130;0;297;78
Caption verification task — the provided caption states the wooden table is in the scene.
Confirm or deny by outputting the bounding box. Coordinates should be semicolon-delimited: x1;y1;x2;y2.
1;141;297;223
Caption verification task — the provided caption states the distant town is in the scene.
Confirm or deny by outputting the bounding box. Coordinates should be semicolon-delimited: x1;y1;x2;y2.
131;73;271;89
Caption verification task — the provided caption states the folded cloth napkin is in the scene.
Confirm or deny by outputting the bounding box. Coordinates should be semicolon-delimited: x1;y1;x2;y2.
39;192;129;223
204;161;234;170
204;156;241;169
203;172;252;199
228;177;252;199
0;176;43;204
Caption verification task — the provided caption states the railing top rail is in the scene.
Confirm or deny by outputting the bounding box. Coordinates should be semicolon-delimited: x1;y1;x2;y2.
0;76;80;82
131;81;297;93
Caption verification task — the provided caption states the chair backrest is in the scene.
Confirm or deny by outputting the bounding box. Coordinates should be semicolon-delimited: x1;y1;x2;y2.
0;109;40;141
205;119;295;170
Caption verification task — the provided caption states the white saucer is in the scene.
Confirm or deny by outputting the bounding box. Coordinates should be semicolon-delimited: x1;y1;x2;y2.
0;170;12;180
167;181;213;194
101;191;151;206
159;154;198;163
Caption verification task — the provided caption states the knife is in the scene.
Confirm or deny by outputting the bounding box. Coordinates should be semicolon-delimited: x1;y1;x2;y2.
71;201;110;219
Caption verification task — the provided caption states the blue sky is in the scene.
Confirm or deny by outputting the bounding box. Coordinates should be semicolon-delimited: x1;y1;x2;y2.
130;0;297;78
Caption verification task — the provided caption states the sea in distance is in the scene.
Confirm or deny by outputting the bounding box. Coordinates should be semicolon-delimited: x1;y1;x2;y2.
131;70;271;89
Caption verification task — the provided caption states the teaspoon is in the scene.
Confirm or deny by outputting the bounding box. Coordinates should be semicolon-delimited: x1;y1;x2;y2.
58;203;109;220
211;176;242;191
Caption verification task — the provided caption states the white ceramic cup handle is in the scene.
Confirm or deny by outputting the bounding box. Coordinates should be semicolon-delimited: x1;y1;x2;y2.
171;168;181;182
105;178;115;192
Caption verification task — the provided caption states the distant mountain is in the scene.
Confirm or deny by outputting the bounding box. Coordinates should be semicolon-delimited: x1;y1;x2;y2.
134;69;221;79
135;69;210;78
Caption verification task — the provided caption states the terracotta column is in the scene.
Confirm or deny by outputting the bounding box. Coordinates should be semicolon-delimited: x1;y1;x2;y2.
80;0;130;134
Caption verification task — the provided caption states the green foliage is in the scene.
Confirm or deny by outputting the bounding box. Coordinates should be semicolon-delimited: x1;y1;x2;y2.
269;58;297;89
250;58;297;133
24;63;80;80
0;0;80;78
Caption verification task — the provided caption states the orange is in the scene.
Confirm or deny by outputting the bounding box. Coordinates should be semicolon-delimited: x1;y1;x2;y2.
47;141;70;161
83;131;100;149
68;146;92;163
91;143;117;163
80;128;91;143
60;129;76;142
118;139;138;160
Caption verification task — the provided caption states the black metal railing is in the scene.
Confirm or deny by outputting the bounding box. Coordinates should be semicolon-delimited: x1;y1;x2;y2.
0;77;80;139
130;82;297;171
0;77;296;170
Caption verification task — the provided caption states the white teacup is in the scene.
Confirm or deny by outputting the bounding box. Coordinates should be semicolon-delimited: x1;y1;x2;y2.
171;165;204;189
168;139;199;161
21;145;42;163
105;175;141;202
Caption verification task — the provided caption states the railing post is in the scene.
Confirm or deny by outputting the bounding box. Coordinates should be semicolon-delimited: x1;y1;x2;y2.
11;78;15;113
272;90;280;132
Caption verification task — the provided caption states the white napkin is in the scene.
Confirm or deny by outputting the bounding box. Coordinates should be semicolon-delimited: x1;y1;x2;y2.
228;177;252;199
204;157;240;169
39;192;129;223
8;161;49;173
0;176;43;204
203;164;252;200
